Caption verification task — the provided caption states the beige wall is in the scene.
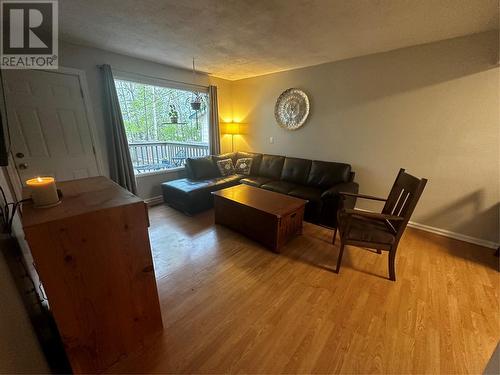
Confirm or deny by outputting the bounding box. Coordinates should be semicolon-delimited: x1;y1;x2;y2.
59;42;232;199
230;31;499;243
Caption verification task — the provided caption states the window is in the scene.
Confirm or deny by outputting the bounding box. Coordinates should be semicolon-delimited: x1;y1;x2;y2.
114;78;209;174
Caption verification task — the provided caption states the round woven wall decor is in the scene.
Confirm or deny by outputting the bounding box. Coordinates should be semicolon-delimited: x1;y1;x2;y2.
274;88;310;130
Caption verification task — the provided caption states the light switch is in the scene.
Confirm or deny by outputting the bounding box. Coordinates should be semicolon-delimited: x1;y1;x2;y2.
269;136;275;144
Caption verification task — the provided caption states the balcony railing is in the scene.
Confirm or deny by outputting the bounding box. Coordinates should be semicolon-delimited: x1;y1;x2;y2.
128;141;209;174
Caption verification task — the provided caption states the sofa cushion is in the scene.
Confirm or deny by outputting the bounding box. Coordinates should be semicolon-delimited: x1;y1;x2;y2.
288;185;323;202
216;158;235;177
185;156;218;180
162;178;216;195
240;176;272;187
261;181;297;194
307;161;352;188
213;152;237;165
258;154;285;179
213;174;245;188
234;158;252;175
237;151;262;175
281;157;312;185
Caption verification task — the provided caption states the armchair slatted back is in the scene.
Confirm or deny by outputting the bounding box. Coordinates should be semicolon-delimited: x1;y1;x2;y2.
382;169;427;238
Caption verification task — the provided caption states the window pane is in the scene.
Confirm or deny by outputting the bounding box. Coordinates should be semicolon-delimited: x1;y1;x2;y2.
114;79;209;174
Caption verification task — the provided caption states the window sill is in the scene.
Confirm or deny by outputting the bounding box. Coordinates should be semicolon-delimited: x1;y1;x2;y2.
135;166;185;178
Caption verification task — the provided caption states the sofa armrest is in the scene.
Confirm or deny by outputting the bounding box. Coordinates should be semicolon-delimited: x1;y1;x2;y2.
321;181;359;211
321;181;359;200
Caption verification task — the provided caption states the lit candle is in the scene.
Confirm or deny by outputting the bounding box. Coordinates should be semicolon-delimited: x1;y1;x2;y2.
26;177;59;208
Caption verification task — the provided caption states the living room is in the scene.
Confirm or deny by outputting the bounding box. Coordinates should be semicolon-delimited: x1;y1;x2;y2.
0;1;498;374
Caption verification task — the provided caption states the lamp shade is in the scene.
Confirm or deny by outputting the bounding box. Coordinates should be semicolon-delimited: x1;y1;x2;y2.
223;122;240;135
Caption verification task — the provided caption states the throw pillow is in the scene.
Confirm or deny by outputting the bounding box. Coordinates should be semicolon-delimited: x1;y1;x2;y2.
235;158;253;175
216;159;235;177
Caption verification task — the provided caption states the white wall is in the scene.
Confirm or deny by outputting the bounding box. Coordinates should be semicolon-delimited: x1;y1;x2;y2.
58;41;232;199
231;31;499;243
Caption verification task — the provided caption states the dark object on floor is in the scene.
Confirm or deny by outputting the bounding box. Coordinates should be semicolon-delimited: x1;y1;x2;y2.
161;152;358;227
333;168;427;281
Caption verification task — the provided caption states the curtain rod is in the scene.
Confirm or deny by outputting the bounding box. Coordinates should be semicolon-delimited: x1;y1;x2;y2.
96;64;209;90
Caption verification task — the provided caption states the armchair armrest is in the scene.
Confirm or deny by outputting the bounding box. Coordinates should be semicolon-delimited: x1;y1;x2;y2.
341;208;404;221
321;181;359;199
338;192;387;202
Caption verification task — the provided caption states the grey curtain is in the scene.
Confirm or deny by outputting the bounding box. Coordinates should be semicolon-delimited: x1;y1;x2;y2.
208;85;221;155
100;64;137;194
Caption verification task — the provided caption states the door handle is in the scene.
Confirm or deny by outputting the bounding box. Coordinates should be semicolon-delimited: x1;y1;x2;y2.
18;163;28;170
15;152;24;158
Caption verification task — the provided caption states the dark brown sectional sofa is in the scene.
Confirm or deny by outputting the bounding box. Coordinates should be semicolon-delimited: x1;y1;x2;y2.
161;151;359;227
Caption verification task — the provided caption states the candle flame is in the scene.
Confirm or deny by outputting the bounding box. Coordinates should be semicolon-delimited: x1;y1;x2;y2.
36;176;43;182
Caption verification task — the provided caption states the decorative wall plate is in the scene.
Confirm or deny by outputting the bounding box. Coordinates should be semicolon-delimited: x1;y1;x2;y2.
274;88;310;130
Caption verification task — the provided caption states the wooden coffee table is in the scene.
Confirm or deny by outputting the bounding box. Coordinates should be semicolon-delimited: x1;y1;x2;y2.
212;184;308;252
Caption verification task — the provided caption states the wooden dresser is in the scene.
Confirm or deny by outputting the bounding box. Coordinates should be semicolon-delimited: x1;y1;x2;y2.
22;176;163;374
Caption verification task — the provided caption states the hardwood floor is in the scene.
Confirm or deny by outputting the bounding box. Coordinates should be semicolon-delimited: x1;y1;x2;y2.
108;205;499;374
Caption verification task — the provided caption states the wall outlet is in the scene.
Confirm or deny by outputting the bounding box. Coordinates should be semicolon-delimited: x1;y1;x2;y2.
269;136;275;144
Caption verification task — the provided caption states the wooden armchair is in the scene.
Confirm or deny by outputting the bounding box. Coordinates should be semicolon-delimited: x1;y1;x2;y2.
333;169;427;281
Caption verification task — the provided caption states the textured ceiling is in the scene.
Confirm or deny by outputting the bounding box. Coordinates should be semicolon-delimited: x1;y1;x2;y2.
60;0;499;80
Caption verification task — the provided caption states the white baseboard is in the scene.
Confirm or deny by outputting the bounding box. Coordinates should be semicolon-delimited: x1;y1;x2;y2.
408;221;499;249
144;195;164;206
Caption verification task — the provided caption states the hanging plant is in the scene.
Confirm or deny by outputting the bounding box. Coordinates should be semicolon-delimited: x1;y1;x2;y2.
190;58;202;111
168;104;179;123
190;92;202;111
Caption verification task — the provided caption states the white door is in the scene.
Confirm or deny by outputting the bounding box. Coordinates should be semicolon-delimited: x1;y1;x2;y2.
2;69;100;183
